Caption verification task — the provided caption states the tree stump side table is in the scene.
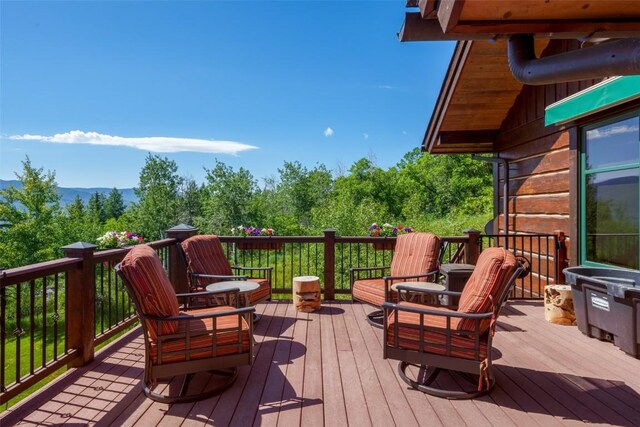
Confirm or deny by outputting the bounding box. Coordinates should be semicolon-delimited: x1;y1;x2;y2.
293;276;321;312
544;284;577;326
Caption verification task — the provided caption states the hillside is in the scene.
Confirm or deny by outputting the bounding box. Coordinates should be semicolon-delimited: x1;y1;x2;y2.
0;180;138;206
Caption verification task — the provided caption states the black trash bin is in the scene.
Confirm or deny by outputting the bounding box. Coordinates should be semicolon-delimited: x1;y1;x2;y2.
564;266;640;358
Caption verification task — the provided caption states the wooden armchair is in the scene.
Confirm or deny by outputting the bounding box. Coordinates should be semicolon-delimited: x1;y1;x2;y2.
382;247;525;399
351;232;441;328
116;244;254;403
181;235;272;305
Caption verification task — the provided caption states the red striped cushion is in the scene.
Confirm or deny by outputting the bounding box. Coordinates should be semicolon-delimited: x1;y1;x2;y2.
353;278;397;307
457;247;517;333
390;232;440;279
149;306;250;364
247;278;270;304
119;245;179;340
182;235;233;287
386;302;487;360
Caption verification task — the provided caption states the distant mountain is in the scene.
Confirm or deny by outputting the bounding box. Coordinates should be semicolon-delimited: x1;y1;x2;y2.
0;179;138;206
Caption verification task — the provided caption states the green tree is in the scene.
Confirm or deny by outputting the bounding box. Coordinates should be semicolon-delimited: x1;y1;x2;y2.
132;154;183;240
176;178;204;226
199;160;257;234
87;192;106;223
104;188;125;220
0;157;62;267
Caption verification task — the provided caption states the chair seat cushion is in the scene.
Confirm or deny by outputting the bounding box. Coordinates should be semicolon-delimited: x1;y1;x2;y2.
353;278;389;307
386;302;487;360
149;306;251;364
248;278;270;304
119;245;180;340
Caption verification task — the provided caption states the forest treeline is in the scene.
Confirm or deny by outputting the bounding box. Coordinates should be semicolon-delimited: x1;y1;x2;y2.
0;149;493;269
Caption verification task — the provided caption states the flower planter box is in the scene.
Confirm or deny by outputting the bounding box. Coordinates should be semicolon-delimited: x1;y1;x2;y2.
236;241;283;251
371;240;395;251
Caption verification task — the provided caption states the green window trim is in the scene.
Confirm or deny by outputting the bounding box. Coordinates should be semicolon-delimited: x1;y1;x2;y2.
579;110;640;269
546;76;640;126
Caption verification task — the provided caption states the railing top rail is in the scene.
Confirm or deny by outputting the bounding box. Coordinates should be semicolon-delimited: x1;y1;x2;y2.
0;257;81;287
148;238;178;248
219;236;324;243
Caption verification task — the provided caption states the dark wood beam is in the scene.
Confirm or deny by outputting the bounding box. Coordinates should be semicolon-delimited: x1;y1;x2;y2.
437;0;465;33
418;0;437;19
400;12;640;42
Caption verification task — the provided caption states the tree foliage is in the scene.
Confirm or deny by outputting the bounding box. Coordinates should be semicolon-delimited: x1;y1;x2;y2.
2;149;494;268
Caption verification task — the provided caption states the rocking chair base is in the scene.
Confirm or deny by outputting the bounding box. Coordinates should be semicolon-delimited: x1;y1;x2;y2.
143;367;238;403
398;361;494;400
366;309;385;329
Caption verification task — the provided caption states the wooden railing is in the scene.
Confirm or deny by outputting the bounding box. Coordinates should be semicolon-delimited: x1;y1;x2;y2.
0;226;566;404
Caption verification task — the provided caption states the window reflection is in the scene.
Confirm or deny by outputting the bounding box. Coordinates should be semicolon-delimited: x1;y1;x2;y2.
585;116;639;170
585;169;639;269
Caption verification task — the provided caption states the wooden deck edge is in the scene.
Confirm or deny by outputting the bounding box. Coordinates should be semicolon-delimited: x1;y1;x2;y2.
0;326;143;427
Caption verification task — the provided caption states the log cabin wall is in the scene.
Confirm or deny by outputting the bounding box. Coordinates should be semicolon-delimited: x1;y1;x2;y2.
493;40;600;287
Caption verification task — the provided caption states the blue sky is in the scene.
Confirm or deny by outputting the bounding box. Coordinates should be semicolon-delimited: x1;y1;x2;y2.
0;0;454;188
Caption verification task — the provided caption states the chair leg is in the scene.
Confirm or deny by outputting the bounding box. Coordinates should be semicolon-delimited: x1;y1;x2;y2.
366;309;385;329
398;362;494;400
142;368;239;404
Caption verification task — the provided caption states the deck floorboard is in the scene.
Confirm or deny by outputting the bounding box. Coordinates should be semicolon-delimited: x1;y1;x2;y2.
2;300;640;427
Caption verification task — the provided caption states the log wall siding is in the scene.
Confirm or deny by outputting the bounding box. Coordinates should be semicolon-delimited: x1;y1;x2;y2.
493;40;601;279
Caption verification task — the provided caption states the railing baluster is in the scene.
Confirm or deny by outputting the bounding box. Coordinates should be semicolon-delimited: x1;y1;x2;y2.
15;281;21;386
30;279;35;375
42;276;47;369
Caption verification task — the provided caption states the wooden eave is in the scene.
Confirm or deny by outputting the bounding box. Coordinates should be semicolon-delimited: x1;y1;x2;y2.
414;0;639;154
423;39;548;154
402;0;640;42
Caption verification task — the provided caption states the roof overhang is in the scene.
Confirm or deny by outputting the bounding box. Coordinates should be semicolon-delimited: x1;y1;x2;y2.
405;0;640;154
401;0;640;42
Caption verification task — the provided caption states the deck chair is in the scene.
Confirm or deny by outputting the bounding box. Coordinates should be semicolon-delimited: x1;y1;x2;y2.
382;247;525;399
181;235;272;305
116;244;254;403
351;232;441;328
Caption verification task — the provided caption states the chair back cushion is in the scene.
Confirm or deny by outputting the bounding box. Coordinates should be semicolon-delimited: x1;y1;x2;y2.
181;235;233;286
390;232;440;279
457;247;517;332
119;245;180;340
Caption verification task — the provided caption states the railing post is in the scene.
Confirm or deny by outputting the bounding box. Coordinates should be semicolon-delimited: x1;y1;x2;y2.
166;224;199;294
62;242;97;367
464;229;481;265
323;229;336;300
554;230;568;284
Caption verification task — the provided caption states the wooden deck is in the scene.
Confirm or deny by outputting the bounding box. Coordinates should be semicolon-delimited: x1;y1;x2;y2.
3;300;640;427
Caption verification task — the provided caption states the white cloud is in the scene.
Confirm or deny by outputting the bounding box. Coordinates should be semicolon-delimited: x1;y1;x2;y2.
324;127;334;137
8;130;258;154
363;133;369;140
587;124;639;140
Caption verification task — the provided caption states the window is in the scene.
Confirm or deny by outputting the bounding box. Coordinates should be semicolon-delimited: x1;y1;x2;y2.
581;112;640;269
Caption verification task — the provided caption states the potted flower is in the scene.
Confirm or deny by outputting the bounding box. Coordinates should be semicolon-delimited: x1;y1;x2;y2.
368;223;413;250
97;231;144;249
232;225;281;250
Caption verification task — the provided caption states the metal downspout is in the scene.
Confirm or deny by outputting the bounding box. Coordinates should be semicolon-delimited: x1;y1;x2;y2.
508;34;640;85
473;155;509;250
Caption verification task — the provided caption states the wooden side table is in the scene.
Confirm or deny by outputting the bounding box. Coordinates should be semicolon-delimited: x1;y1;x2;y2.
293;276;321;312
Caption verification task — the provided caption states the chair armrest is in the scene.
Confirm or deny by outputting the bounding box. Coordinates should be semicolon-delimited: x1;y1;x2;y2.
192;273;248;281
234;266;273;272
177;288;243;308
393;285;462;298
382;271;438;283
142;305;256;322
381;301;493;319
350;266;390;273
